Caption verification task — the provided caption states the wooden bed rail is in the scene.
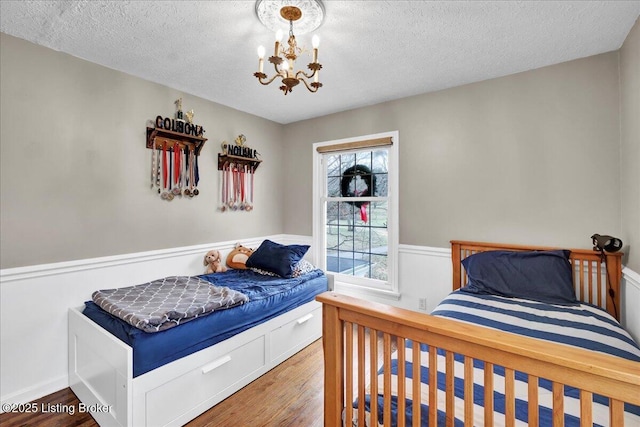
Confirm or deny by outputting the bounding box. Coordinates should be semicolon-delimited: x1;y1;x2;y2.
317;291;640;427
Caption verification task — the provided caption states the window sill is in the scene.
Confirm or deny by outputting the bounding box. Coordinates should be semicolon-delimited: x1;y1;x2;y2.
330;277;401;301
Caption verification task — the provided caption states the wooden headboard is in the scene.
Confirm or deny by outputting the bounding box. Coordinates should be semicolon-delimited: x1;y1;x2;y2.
450;240;623;320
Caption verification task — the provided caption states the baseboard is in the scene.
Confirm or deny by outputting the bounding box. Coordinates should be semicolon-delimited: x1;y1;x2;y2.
0;376;68;412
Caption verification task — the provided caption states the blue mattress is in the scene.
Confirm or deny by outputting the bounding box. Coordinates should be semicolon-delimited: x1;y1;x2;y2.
83;269;328;377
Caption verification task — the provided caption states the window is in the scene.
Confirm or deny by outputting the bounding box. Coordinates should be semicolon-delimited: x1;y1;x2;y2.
312;132;399;297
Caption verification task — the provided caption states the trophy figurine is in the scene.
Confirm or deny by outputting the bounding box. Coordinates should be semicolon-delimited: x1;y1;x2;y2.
175;98;185;122
186;109;195;125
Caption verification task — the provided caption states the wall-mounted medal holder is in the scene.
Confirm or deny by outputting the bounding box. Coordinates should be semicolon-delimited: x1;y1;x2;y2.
218;135;262;212
147;100;208;201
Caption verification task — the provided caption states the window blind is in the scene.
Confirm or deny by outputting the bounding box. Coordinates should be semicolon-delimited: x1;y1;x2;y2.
315;137;392;153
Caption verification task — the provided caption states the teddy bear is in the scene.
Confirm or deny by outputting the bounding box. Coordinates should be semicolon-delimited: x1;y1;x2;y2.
203;249;227;274
226;243;254;269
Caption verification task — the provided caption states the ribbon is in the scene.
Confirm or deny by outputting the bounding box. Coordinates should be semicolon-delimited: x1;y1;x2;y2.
162;142;168;190
240;165;245;209
174;143;181;188
193;152;200;196
195;154;199;186
151;139;156;189
360;204;368;223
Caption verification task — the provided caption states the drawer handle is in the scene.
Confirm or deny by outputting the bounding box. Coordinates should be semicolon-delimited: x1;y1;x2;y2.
296;313;314;325
201;355;232;374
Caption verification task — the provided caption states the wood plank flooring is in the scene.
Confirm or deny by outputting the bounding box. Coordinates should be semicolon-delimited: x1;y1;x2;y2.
186;339;324;427
0;328;391;427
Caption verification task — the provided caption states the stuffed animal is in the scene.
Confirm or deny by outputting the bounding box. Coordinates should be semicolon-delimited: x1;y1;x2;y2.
203;249;227;274
226;243;254;269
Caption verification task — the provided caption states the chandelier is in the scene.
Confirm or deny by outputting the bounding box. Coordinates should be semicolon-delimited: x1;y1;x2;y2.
254;1;324;95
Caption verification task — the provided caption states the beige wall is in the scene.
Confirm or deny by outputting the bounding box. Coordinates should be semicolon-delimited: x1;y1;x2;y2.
283;52;622;251
620;18;640;272
0;34;285;269
1;29;634;269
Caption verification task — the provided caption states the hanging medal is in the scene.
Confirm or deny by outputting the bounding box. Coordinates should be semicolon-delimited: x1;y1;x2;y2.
189;149;196;197
166;144;174;201
246;164;254;211
151;139;156;190
220;161;227;211
234;165;240;210
193;152;200;196
230;164;235;210
229;163;236;210
156;141;161;194
183;148;191;197
239;165;245;210
181;147;187;197
161;142;170;200
172;143;182;197
245;164;251;211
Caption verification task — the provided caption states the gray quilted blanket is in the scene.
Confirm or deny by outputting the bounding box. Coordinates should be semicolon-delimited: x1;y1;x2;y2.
92;276;249;333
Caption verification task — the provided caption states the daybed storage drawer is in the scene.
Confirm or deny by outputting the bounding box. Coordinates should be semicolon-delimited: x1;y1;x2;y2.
145;335;266;426
270;305;322;361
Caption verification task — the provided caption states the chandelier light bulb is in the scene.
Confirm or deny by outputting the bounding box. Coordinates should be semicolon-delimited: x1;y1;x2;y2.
257;45;265;73
275;29;283;43
281;60;291;76
311;35;320;63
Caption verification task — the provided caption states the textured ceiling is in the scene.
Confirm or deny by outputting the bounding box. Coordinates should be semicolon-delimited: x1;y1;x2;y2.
1;1;639;124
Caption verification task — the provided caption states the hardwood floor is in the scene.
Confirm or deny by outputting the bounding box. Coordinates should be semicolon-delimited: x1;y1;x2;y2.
0;328;390;427
185;339;324;427
0;339;324;427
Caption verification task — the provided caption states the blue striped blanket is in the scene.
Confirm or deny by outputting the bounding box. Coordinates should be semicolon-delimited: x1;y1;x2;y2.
355;291;640;426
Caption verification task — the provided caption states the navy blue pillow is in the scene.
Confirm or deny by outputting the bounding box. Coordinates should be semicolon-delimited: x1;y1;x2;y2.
461;250;577;305
245;240;310;278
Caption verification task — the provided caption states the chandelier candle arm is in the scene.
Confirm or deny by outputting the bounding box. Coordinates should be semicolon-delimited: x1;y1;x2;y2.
254;71;283;87
299;77;322;93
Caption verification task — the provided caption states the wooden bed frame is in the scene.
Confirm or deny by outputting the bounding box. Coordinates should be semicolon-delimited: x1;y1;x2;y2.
317;240;639;426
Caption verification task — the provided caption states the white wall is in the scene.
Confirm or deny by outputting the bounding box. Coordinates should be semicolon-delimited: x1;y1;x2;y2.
621;268;640;343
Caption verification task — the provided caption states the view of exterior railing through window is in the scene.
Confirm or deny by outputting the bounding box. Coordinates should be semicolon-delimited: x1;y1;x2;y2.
325;150;388;281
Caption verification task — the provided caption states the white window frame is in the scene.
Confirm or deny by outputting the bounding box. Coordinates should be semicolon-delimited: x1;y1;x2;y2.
312;131;399;299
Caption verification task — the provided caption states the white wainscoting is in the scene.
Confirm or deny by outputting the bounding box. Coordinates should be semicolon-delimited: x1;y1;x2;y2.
329;244;453;312
622;267;640;343
1;236;638;407
329;244;640;345
0;234;311;408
